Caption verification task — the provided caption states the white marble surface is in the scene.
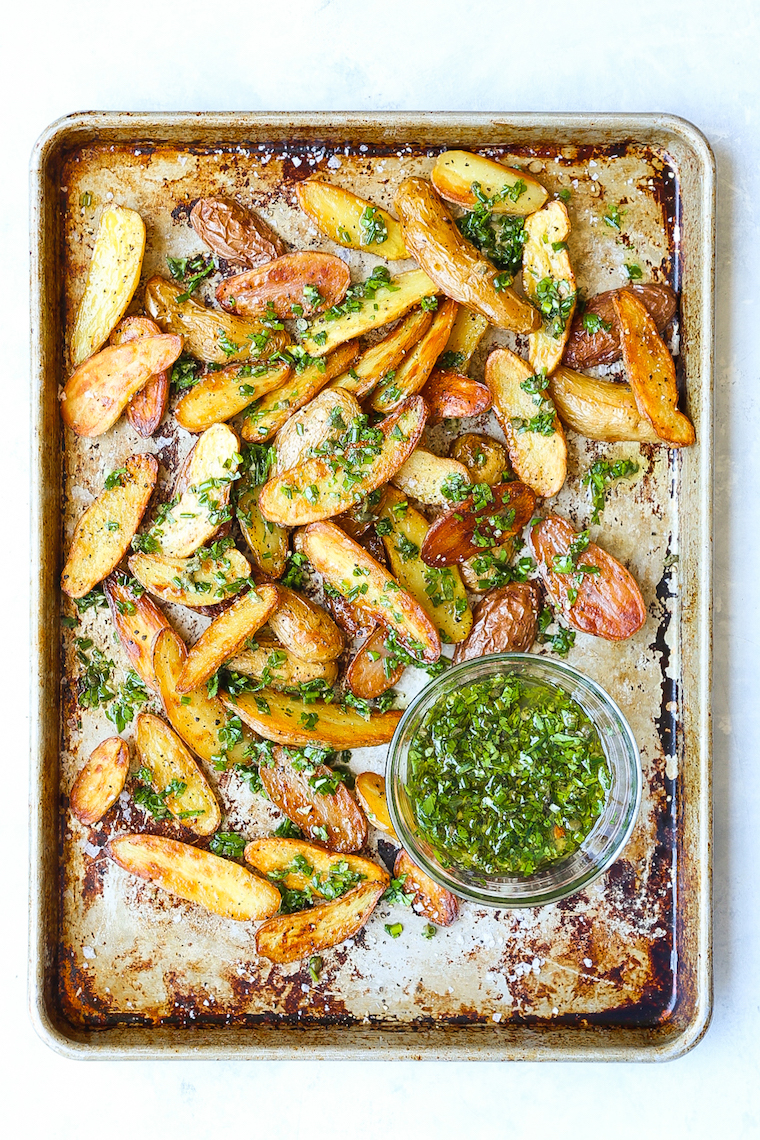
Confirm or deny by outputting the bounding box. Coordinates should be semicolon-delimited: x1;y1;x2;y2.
3;0;759;1134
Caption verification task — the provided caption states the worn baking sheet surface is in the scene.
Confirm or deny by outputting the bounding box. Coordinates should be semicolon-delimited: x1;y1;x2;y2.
31;114;712;1059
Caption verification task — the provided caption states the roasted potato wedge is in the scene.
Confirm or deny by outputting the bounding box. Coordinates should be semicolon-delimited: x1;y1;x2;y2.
235;452;289;579
421;369;492;425
431;150;548;216
297;520;441;663
216;252;350;319
226;687;402;750
441;305;490;370
420;481;537;567
70;737;130;826
323;591;376;642
394;849;459;927
452;582;541;663
61;335;182;437
268;586;344;663
296;180;408;259
300;269;438;357
70;205;147;367
241;342;358;443
61;454;158;598
228;636;339;690
110;834;280;921
153;627;255;764
110;316;170;437
451;433;509;486
530;514;646;640
135;713;221;836
354;772;397;838
371;298;458;412
190;196;286;266
256;879;387;963
563;283;677;369
144;275;288;365
395;177;540;333
177;583;279;693
244;838;385;889
274;389;361;476
104;573;170;690
175;360;290;433
329;307;433;399
485;346;567;498
458;539;515;593
391;448;471;507
549;367;661;443
346;626;405;700
379;487;471;644
522;200;577;375
129;547;252;608
613;289;695;447
258;396;427;526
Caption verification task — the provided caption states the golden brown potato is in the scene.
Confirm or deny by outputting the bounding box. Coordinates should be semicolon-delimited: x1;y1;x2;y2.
70;737;130;826
441;305;490;370
255;879;387;963
241;342;358;443
549;367;661;443
228;637;339;690
177;584;280;693
390;448;471;507
323;590;376;642
328;307;433;399
135;713;221;836
216;252;350;318
190;197;286;266
529;514;646;640
613;289;695;447
70;205;146;367
61;455;158;598
274;389;361;476
175;360;291;433
420;369;492;425
370;297;458;413
452;582;541;663
110;316;170;437
395;177;540;333
244;838;386;888
104;573;170;691
258;396;427;526
346;626;404;700
268;586;344;663
563;283;678;369
451;433;509;486
354;772;398;838
128;547;252;608
296;180;408;259
420;481;537;567
485;346;567;498
431;150;548;216
393;849;459;927
61;335;182;437
522;200;576;375
109;834;281;921
225;687;402;750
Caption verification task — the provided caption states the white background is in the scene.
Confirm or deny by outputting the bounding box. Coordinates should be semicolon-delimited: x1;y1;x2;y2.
4;0;759;1135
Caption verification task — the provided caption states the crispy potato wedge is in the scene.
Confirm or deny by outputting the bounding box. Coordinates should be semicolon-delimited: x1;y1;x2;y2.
354;772;397;838
613;289;695;447
420;481;537;567
70;205;147;367
530;514;646;640
236;457;290;578
190;196;286;266
394;849;459;926
458;539;515;593
485;346;567;498
371;298;457;413
563;283;677;369
346;626;405;700
549;367;661;443
421;369;492;425
110;316;170;437
226;687;402;750
61;454;158;598
395;177;540;333
328;307;433;399
175;360;291;433
274;389;361;476
258;396;427;526
144;275;288;365
61;334;182;437
255;879;386;963
297;520;441;663
268;586;344;663
522;200;577;374
104;573;170;690
177;584;280;693
135;713;221;836
70;737;129;826
391;448;471;507
216;252;350;319
431;150;548;216
300;269;438;357
110;834;280;921
378;487;471;644
451;433;509;486
228;636;339;690
241;342;358;443
452;582;541;663
441;305;490;370
153;627;255;764
129;547;252;608
323;591;376;642
149;423;240;558
244;838;386;889
296;180;408;259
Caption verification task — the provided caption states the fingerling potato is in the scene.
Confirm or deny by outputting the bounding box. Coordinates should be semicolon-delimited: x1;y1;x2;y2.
549;366;661;443
228;636;339;690
104;573;170;690
255;879;387;963
420;369;492;425
177;583;280;693
522;200;577;375
441;305;490;371
328;307;433;399
216;252;350;319
110;316;170;437
274;389;361;476
354;771;398;838
451;433;509;486
135;713;221;836
244;838;386;889
70;737;130;826
268;586;344;663
420;481;537;567
225;687;402;750
241;342;358;443
346;626;404;700
128;547;252;607
370;297;457;412
393;849;459;927
175;360;291;433
452;582;541;663
431;151;548;216
563;282;677;370
296;180;408;259
391;448;471;507
190;196;286;266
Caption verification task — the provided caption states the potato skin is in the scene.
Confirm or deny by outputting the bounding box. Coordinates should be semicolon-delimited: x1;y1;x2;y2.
110;316;170;437
70;737;129;825
451;433;509;487
347;626;404;699
190;197;285;266
104;573;170;690
258;746;368;852
268;586;344;663
549;366;661;444
421;369;492;425
563;283;677;369
452;582;541;663
420;481;536;568
394;849;459;926
217;252;350;318
255;879;387;963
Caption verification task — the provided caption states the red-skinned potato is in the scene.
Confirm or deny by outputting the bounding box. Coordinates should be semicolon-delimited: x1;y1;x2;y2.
563;283;677;369
104;573;170;691
110;316;170;437
421;369;492;425
420;481;536;567
217;252;350;318
346;626;404;699
190;197;285;266
70;737;130;826
394;849;459;927
452;582;541;663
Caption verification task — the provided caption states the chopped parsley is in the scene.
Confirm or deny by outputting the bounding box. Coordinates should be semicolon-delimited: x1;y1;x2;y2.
167;253;215;302
75;637;115;710
208;831;248;858
582;458;639;525
104;467;127;491
106;670;149;733
624;263;643;281
581;312;613;335
532;276;576;338
359;205;388;246
457;181;527;276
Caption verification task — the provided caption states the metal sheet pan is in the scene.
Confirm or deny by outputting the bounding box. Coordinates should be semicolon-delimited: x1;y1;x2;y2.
29;112;714;1060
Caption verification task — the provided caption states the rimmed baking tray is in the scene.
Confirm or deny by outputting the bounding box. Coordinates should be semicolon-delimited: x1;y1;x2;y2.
29;112;714;1060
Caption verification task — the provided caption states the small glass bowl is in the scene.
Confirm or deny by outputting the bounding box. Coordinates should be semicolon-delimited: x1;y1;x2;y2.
386;653;642;909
